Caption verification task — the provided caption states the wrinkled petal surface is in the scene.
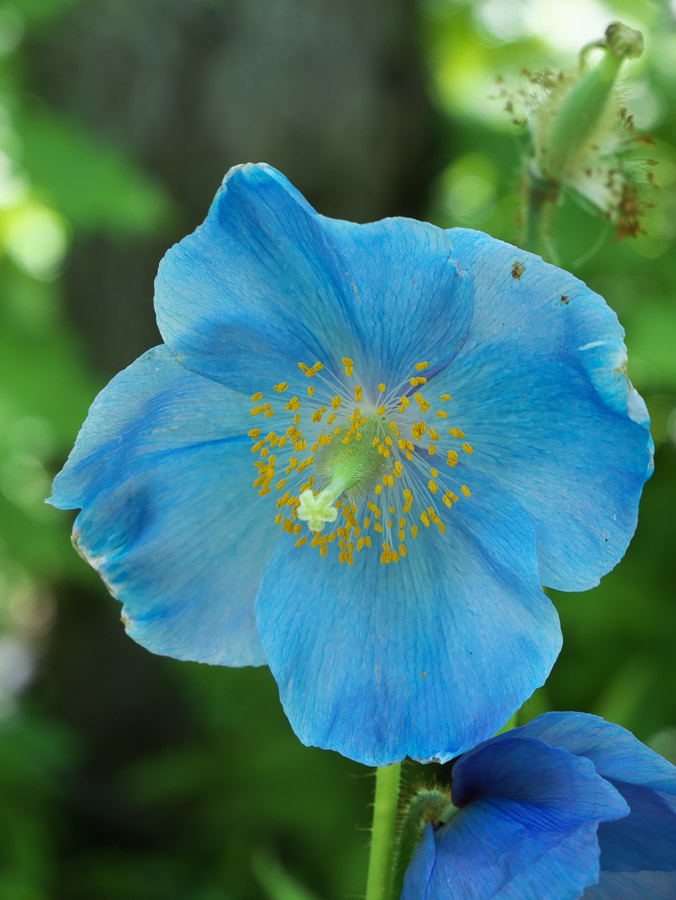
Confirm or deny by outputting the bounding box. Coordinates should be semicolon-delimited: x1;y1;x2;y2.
155;163;474;396
50;346;275;666
584;870;676;899
402;736;628;900
437;230;653;592
513;712;676;875
256;472;561;765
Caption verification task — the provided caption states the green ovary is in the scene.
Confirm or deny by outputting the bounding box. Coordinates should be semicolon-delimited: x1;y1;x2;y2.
297;415;386;534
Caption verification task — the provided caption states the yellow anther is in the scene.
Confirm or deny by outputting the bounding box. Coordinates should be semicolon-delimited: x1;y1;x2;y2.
308;385;315;398
377;405;386;416
275;513;284;525
447;450;458;467
394;461;403;477
430;467;439;478
274;382;289;393
384;436;393;446
436;410;449;419
250;405;265;416
251;392;263;402
276;479;287;490
450;428;465;438
294;413;301;425
428;427;440;441
375;484;383;495
286;396;301;411
330;395;342;410
398;396;410;410
378;382;386;393
298;362;310;375
248;428;261;439
357;538;366;551
442;495;452;508
363;517;371;529
461;485;472;497
399;544;407;558
264;409;274;418
251;439;265;453
260;447;269;459
429;508;441;525
420;511;431;528
409;376;427;386
326;413;336;425
428;445;437;456
415;361;429;371
295;536;308;547
311;361;324;373
411;525;419;538
414;393;431;412
388;422;399;435
355;385;363;402
441;393;450;401
428;479;438;494
374;522;384;533
463;443;474;454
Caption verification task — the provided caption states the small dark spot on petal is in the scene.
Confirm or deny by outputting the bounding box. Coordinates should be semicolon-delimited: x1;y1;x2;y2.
512;261;525;279
561;295;570;304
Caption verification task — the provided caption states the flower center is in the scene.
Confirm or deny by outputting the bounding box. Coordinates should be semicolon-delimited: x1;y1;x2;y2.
247;357;474;566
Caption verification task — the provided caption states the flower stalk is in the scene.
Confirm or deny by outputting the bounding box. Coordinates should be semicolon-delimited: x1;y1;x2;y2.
391;788;455;899
366;763;403;900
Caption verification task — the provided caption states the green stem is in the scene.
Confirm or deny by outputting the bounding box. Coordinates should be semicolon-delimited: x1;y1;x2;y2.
366;763;402;900
391;789;453;900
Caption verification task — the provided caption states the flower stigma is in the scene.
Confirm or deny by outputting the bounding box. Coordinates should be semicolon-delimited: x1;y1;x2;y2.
247;357;474;566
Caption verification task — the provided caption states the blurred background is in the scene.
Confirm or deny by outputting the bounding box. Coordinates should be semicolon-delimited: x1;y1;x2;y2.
1;0;675;897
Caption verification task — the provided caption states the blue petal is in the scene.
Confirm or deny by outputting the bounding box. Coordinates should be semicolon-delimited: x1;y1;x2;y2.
255;471;561;765
512;713;676;794
438;230;653;592
50;345;275;666
512;713;676;875
404;736;628;900
596;784;676;872
400;823;436;900
584;871;676;898
155;163;474;395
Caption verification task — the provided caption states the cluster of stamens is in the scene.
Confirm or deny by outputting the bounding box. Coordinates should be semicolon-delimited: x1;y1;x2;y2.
247;357;474;566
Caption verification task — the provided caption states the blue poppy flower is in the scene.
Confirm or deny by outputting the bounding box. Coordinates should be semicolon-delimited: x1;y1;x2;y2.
401;712;676;899
49;163;652;766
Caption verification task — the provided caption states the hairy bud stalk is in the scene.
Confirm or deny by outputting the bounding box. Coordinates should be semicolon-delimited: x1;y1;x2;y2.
524;22;645;256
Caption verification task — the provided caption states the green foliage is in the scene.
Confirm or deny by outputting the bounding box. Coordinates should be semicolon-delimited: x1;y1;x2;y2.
17;107;175;237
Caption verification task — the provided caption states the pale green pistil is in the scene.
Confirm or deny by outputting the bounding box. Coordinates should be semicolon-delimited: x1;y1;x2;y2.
297;415;386;534
297;488;339;533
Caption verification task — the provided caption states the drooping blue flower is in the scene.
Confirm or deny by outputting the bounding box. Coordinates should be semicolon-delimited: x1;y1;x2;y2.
401;712;676;899
49;163;652;766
